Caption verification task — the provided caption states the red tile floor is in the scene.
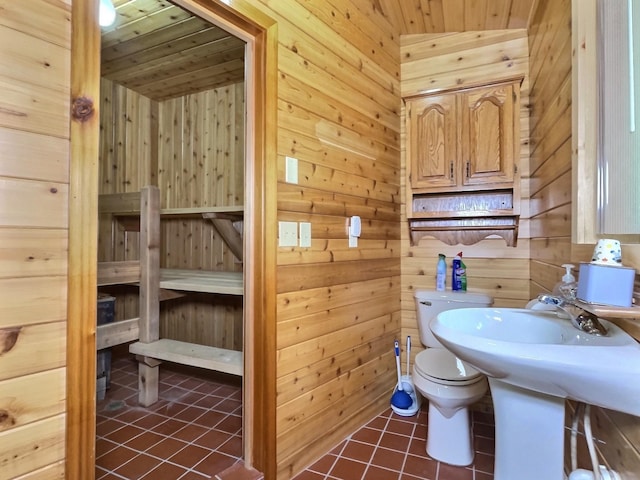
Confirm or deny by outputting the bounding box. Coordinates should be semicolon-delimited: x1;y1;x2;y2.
96;353;244;479
96;352;495;480
292;408;495;480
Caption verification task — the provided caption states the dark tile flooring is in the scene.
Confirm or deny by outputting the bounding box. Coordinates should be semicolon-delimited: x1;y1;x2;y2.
292;407;495;480
96;354;243;479
96;353;495;480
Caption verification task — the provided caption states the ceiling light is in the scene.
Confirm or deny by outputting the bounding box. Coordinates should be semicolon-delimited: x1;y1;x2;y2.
99;0;117;27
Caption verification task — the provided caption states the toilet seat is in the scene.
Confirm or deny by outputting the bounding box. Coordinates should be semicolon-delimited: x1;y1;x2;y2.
414;349;483;386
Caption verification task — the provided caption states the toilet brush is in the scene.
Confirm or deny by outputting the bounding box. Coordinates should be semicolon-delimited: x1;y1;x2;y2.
391;340;412;409
406;336;411;378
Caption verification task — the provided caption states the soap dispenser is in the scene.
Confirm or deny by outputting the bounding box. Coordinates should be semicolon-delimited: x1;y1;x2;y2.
553;264;577;301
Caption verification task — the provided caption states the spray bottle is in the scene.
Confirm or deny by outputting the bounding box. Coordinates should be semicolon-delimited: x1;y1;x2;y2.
452;252;467;291
436;254;446;291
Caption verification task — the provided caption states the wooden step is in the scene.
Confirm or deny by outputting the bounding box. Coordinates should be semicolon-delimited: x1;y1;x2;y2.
129;339;243;376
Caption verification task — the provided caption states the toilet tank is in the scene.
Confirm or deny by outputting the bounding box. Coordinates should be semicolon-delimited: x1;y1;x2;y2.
414;289;493;348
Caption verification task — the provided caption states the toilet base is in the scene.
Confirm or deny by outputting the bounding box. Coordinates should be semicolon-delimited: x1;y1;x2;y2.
426;403;474;466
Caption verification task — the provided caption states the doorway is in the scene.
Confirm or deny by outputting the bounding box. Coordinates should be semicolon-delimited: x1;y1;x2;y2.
67;0;277;478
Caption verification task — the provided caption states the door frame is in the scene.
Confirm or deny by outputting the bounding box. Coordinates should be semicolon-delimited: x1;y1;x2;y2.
66;0;278;478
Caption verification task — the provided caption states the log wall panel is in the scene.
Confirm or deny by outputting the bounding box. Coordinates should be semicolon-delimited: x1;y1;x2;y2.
261;2;401;475
529;0;640;473
0;369;65;432
99;80;245;350
0;414;66;479
0;3;70;475
0;128;69;184
400;32;531;365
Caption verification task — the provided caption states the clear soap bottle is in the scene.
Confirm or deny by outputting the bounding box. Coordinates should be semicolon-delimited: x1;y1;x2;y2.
553;263;577;301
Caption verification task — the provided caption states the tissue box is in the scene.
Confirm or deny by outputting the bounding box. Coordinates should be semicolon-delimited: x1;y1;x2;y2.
576;263;636;307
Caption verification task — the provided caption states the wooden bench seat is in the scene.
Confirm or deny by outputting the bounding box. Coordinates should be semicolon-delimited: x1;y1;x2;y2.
129;339;243;377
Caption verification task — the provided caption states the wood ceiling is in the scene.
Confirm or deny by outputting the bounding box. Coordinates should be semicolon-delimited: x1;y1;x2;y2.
100;0;537;101
100;0;246;101
376;0;538;34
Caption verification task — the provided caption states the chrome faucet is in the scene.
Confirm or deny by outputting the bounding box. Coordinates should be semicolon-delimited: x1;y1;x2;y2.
537;294;608;336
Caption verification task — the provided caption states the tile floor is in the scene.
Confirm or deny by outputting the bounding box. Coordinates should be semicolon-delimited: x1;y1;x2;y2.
96;353;244;479
292;408;495;480
96;352;495;480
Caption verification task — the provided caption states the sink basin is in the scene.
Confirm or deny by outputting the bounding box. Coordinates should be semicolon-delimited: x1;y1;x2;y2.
431;307;640;414
430;307;640;480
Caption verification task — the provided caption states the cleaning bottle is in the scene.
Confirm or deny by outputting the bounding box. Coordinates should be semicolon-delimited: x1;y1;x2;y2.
459;252;467;291
451;252;467;291
436;254;446;291
451;253;464;291
553;263;577;301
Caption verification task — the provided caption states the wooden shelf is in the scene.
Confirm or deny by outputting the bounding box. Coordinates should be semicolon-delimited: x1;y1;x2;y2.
161;205;243;218
160;269;243;295
130;339;243;376
575;300;640;319
408;216;519;246
98;187;245;406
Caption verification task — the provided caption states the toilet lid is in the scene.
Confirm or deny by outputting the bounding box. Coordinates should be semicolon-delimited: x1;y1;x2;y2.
414;349;483;386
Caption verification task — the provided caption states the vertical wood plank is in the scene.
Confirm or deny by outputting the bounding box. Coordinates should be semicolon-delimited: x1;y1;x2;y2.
139;186;160;343
67;0;100;478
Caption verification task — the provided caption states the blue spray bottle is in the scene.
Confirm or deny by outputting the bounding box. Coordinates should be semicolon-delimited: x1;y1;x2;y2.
452;252;466;291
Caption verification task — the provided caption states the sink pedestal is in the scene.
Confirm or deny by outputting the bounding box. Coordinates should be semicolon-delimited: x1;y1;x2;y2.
489;379;565;480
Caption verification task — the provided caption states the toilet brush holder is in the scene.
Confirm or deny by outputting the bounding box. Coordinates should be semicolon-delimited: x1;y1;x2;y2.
391;375;421;417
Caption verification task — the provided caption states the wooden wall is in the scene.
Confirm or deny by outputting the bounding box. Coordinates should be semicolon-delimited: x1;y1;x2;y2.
528;0;640;475
98;78;244;350
0;0;69;478
269;2;401;477
400;31;531;374
97;4;403;476
13;1;640;480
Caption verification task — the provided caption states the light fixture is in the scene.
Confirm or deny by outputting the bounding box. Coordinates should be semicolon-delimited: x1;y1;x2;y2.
99;0;117;27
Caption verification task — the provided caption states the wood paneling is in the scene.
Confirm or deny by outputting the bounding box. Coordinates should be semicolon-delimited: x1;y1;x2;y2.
98;79;245;350
11;1;640;480
378;0;539;34
265;1;401;476
0;1;70;476
101;0;245;100
400;32;531;365
529;0;640;474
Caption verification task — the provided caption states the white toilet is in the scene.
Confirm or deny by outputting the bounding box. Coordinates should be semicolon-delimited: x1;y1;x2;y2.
412;289;493;466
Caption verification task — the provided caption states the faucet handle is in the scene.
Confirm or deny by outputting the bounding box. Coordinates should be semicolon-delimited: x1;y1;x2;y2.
537;294;566;307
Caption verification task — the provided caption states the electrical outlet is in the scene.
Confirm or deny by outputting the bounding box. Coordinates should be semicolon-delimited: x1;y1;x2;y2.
278;221;298;247
285;156;298;184
299;222;311;247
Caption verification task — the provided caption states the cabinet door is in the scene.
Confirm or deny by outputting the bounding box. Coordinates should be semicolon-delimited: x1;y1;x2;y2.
407;93;457;189
460;83;516;186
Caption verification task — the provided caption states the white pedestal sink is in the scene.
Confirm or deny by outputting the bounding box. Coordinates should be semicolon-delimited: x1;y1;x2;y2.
430;308;640;480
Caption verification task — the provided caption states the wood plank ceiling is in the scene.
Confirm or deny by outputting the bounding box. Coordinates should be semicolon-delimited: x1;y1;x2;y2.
100;0;537;101
101;0;246;101
376;0;538;34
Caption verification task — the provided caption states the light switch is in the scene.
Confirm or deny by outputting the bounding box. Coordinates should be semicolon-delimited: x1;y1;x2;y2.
299;222;311;247
285;156;298;184
279;221;298;247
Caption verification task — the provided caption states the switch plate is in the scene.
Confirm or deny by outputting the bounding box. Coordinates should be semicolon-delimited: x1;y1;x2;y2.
285;156;298;184
349;235;358;248
279;221;298;247
299;222;311;247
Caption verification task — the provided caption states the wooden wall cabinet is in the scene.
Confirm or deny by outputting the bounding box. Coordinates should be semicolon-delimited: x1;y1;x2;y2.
405;79;521;247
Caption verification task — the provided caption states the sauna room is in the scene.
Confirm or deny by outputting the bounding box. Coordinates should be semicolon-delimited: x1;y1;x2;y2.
94;0;249;469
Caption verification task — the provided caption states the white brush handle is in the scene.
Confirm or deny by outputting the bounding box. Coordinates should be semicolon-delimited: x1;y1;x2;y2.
394;340;403;390
406;336;411;376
